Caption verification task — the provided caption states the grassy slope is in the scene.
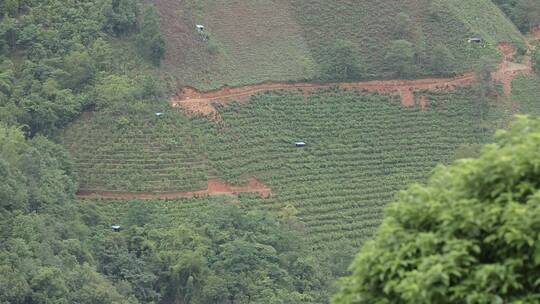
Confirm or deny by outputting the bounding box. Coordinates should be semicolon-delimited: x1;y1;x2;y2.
156;0;523;90
153;0;216;88
64;89;501;251
444;0;526;48
201;0;317;87
157;0;316;91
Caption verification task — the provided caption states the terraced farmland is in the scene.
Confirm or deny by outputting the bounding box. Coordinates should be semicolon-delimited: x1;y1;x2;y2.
156;0;523;90
200;89;496;249
64;88;499;252
513;74;540;115
63;109;212;192
291;0;522;79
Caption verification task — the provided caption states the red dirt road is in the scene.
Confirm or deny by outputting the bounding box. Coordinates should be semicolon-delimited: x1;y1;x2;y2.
78;44;532;201
171;43;531;117
77;177;272;200
171;72;477;117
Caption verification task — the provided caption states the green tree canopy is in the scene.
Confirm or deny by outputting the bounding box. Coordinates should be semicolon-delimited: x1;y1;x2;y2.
320;39;365;81
333;116;540;303
493;0;540;32
394;12;411;39
101;0;140;36
90;201;329;304
0;125;130;304
61;50;96;91
475;55;499;99
384;40;415;78
136;6;165;66
431;43;456;76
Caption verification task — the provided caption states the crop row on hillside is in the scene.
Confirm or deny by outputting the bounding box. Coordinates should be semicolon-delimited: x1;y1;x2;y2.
63;107;212;191
64;88;502;251
200;89;498;249
512;74;540;115
155;0;524;90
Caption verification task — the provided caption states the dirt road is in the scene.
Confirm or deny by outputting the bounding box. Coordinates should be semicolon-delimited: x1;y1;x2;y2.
78;43;532;200
77;177;272;200
171;43;531;117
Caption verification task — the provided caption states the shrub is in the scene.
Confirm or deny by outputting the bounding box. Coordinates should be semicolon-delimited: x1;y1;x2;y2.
333;116;540;303
384;40;415;78
320;40;365;81
136;6;165;66
431;44;456;76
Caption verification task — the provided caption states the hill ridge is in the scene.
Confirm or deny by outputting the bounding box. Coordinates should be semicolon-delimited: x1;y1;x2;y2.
157;0;525;90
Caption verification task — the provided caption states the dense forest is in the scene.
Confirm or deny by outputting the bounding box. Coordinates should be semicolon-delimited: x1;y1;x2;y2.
0;0;165;136
0;123;327;303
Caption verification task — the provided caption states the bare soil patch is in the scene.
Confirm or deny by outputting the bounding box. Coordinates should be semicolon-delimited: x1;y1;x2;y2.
77;177;272;200
418;95;429;111
171;73;477;117
492;43;532;96
399;89;415;107
498;42;516;61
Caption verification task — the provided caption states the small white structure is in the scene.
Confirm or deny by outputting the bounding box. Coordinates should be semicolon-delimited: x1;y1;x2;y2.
196;24;205;32
295;142;306;147
468;37;483;43
111;225;121;232
155;112;164;117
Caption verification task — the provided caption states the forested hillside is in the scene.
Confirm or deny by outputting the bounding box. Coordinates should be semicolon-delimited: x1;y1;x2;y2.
0;0;165;136
492;0;540;32
1;0;540;303
0;124;327;303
